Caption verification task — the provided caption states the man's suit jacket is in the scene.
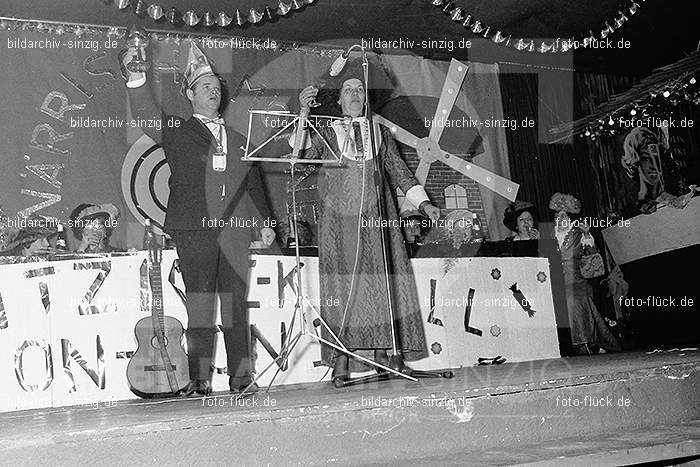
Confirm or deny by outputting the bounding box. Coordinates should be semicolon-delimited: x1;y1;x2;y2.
126;85;272;241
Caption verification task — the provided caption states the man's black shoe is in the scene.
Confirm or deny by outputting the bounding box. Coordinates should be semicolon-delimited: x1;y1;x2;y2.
179;379;212;397
230;381;259;396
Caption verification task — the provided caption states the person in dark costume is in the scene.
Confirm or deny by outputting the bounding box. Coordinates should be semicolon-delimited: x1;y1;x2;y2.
294;61;440;384
122;42;275;396
549;192;621;355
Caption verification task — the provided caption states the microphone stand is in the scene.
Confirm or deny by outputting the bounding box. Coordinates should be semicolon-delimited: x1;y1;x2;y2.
333;46;452;387
239;98;422;396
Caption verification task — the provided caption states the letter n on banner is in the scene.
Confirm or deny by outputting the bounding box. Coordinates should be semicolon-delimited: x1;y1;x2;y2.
61;336;106;392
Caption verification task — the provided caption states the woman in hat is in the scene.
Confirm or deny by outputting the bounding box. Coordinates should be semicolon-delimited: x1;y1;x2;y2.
69;203;123;254
294;60;440;384
549;192;621;355
0;222;57;258
503;200;540;241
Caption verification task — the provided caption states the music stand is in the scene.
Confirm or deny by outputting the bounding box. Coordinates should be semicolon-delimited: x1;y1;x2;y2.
240;108;419;395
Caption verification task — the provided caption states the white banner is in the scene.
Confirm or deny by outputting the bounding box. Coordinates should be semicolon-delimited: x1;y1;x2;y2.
0;253;559;412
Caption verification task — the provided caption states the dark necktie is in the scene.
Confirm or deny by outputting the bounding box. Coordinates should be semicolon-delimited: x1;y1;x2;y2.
352;121;364;156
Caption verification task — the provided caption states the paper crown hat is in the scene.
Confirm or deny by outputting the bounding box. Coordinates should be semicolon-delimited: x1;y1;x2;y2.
181;41;216;94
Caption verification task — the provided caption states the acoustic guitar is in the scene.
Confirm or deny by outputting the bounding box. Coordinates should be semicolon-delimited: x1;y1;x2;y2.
127;231;189;397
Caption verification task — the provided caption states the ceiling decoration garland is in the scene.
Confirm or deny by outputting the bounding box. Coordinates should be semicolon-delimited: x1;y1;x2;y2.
549;51;700;141
579;72;698;140
429;0;645;53
0;17;338;56
112;0;317;28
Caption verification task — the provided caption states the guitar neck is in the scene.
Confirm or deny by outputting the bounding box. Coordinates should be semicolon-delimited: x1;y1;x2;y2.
148;260;179;392
150;263;165;328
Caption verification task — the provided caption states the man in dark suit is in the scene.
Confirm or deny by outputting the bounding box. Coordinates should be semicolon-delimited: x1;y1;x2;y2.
122;42;275;396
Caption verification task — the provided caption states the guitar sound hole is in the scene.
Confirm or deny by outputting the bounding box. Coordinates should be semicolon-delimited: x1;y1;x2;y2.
151;335;169;349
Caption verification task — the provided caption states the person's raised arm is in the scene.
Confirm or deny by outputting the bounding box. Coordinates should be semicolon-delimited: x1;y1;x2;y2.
286;85;319;157
120;47;166;144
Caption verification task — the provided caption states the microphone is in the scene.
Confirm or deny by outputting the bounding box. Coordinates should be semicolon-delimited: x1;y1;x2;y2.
329;52;349;77
329;44;361;76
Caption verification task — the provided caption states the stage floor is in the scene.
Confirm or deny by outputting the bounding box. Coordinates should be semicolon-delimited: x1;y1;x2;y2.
1;349;699;465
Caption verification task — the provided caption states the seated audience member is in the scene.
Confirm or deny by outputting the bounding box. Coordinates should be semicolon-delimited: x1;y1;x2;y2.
401;212;428;256
503;201;540;241
273;219;313;248
401;213;430;245
621;126;689;214
0;223;57;257
249;221;279;249
70;203;123;253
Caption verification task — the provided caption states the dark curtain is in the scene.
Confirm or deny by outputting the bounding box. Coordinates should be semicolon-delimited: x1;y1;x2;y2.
499;66;637;352
574;73;636;216
498;65;644;223
499;65;600;226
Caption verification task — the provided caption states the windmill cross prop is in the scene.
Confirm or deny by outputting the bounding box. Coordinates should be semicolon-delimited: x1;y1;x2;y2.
374;59;519;203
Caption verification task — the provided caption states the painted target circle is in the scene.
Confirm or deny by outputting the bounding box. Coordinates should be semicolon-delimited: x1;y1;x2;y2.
121;134;171;234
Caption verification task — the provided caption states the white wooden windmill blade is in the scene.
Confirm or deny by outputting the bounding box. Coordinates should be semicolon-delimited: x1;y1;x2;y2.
375;57;519;201
373;114;419;149
375;114;519;199
437;148;519;201
428;59;469;143
373;115;432;184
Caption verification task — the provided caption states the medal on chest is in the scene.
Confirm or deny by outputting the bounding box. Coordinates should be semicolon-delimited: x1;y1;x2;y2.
333;117;377;166
212;144;227;172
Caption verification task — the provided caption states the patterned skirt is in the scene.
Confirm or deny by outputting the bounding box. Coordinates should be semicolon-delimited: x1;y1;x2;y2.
317;158;428;368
